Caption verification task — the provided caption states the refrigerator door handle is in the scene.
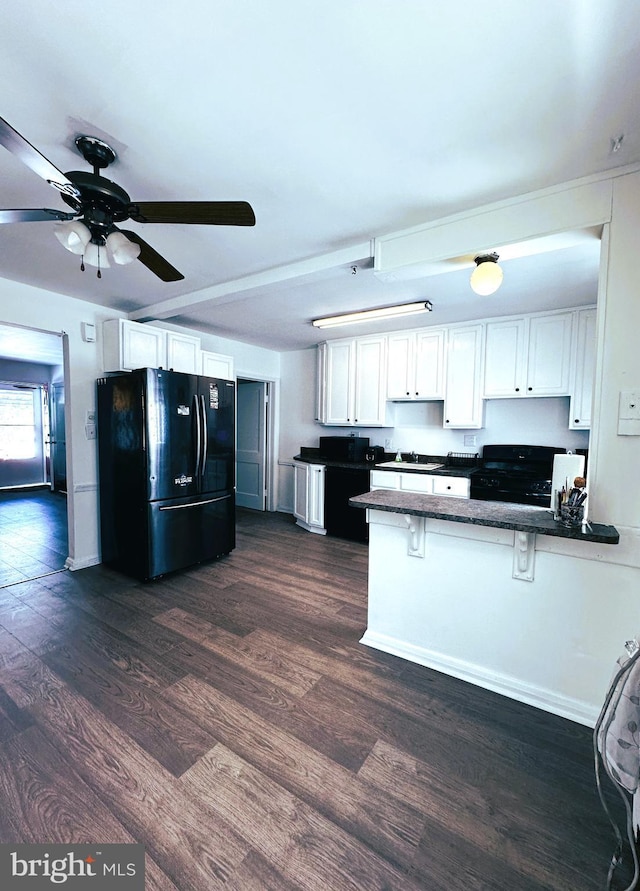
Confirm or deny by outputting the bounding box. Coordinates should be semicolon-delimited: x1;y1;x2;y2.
159;493;232;511
193;393;202;478
200;394;208;478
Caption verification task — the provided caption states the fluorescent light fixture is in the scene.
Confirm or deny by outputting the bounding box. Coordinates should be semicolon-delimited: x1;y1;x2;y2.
312;300;433;329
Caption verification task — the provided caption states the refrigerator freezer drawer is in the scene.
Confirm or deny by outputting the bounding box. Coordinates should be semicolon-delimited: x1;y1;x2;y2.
147;492;235;580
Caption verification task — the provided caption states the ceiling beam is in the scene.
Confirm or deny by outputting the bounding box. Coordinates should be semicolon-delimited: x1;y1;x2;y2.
129;241;373;322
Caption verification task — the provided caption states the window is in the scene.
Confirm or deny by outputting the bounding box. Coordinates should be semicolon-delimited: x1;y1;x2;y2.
0;386;37;460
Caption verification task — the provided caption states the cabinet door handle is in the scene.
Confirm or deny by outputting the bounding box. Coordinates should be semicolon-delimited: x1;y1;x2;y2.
528;387;533;391
515;387;520;392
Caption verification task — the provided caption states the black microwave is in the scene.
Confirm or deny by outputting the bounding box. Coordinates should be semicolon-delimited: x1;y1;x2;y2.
318;436;370;463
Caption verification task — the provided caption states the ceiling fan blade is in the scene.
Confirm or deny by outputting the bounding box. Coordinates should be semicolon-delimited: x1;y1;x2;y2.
0;116;81;201
127;201;255;226
0;208;76;224
119;230;184;282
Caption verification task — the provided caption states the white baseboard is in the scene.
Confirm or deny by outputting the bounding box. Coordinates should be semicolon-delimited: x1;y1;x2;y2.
64;555;101;571
360;629;599;728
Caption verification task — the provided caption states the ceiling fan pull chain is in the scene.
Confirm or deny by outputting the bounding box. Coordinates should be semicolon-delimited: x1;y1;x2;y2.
97;246;102;279
80;255;85;272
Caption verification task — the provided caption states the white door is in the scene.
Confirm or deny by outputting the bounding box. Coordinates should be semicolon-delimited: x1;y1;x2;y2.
0;383;47;487
236;379;267;510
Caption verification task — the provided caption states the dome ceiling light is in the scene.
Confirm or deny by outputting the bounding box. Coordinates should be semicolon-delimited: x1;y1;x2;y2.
470;252;503;296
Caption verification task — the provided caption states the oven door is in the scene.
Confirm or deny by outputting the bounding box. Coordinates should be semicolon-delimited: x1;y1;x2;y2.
470;473;552;508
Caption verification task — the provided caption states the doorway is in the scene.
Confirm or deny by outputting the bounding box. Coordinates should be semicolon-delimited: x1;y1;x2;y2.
0;324;69;585
236;378;269;511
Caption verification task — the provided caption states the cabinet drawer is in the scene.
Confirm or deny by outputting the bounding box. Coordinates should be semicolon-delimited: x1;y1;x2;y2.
432;476;470;498
399;473;433;493
370;470;399;490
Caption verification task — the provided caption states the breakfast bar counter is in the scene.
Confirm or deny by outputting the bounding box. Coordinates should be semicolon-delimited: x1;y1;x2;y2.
348;490;624;728
349;490;620;544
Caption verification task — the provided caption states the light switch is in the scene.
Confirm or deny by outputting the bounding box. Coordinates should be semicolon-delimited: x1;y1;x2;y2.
618;390;640;435
619;390;640;420
81;322;96;343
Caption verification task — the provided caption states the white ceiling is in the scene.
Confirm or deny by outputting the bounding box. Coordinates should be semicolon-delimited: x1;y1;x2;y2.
0;1;638;355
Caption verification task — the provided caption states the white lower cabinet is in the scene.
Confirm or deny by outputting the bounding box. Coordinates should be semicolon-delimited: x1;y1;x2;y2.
370;469;469;498
293;461;326;533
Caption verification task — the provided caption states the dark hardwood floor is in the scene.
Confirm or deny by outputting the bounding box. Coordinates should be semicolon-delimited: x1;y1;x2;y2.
0;507;629;889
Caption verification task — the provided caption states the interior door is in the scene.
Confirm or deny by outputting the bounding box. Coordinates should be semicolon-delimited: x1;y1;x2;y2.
0;382;45;488
50;381;67;492
236;379;266;510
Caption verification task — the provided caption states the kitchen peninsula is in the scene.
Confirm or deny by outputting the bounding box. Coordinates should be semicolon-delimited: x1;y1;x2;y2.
349;490;620;726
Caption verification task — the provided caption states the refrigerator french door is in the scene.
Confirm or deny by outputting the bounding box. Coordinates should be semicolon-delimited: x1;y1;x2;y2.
97;367;235;581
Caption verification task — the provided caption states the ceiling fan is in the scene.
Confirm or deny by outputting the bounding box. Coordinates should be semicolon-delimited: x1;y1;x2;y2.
0;116;256;281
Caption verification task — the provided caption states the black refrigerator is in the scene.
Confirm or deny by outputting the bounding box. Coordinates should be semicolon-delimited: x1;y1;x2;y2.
97;367;235;581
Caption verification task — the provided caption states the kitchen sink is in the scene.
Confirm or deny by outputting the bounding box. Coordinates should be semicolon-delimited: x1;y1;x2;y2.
376;461;444;470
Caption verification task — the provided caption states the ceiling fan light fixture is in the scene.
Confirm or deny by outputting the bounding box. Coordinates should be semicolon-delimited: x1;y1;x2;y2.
83;241;110;269
54;219;91;255
470;252;503;296
106;231;141;265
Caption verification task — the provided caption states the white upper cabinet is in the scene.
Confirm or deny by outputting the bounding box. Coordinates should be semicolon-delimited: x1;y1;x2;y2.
387;328;445;400
443;324;485;428
103;319;202;374
526;312;573;395
483;311;573;398
103;319;166;372
322;336;387;426
201;350;234;380
569;307;597;429
483;318;527;397
165;331;201;374
323;339;353;425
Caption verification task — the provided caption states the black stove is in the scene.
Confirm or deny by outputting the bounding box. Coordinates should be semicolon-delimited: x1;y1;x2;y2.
470;444;566;508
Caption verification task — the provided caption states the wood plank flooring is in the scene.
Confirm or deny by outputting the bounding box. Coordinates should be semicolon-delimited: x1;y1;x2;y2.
0;507;631;889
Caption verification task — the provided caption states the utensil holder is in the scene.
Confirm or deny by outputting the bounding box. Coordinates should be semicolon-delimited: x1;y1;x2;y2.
559;503;585;527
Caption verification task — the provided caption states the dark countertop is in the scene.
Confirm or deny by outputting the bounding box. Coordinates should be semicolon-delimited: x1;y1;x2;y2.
349;489;620;545
293;454;477;478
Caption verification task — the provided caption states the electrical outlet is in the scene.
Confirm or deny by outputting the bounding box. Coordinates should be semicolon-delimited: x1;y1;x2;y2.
463;434;477;447
384;438;393;450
